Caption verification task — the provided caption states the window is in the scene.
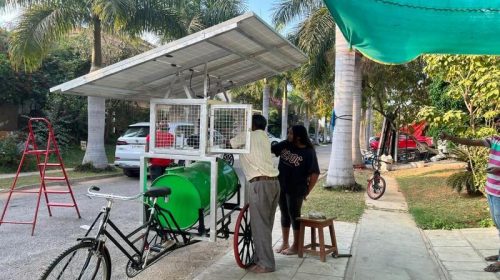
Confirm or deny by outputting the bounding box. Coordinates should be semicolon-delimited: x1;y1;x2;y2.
123;126;149;137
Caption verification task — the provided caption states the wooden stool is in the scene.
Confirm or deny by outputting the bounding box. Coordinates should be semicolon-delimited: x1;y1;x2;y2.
297;217;338;262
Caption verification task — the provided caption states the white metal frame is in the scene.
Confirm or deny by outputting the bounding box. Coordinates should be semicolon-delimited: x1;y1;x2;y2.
149;98;208;156
139;153;218;242
145;98;252;242
209;104;252;154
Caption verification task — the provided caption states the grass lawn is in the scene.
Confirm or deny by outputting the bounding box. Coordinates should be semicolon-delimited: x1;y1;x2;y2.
0;145;116;173
392;162;492;229
302;169;370;223
0;169;121;190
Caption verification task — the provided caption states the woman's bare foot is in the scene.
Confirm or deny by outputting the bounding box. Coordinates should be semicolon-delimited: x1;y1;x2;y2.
275;244;289;253
247;264;274;273
484;262;500;272
281;246;298;255
485;255;499;262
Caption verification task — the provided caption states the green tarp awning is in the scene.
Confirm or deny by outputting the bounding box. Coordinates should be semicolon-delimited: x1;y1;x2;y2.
324;0;500;64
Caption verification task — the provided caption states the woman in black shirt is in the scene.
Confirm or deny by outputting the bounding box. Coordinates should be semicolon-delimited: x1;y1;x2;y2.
272;125;320;255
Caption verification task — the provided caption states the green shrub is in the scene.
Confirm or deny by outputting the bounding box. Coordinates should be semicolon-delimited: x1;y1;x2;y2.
0;134;22;167
447;146;489;195
0;133;37;172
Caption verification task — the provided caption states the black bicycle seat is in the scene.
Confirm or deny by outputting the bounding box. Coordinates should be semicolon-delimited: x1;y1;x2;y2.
144;187;171;198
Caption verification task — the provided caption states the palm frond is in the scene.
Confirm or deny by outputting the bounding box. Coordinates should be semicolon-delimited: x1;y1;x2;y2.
446;170;473;194
93;0;134;30
271;0;323;27
9;3;85;71
124;3;185;39
201;0;247;27
295;8;334;55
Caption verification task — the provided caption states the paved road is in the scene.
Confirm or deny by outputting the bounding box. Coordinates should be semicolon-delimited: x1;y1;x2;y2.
0;175;233;280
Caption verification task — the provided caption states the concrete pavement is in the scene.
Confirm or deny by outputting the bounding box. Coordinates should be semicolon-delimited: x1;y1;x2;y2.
346;175;445;280
194;210;356;280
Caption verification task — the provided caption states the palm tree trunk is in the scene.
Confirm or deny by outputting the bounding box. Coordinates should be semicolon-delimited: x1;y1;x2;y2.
281;80;288;139
315;118;320;145
326;27;356;187
304;106;310;132
366;97;373;150
262;80;270;131
359;109;366;151
82;16;108;168
351;54;363;166
322;116;328;142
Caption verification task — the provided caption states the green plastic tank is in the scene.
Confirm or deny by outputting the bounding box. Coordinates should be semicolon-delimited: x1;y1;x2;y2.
150;160;239;230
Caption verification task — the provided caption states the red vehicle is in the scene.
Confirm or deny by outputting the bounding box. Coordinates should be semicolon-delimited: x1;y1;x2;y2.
369;122;434;151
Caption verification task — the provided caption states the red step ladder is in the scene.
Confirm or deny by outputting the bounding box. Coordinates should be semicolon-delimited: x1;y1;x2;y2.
0;118;81;235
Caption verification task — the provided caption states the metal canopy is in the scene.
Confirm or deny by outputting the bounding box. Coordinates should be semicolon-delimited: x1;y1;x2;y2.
50;13;307;100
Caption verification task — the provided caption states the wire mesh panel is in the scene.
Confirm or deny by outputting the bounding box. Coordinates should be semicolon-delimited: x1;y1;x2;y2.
150;99;207;155
209;104;252;154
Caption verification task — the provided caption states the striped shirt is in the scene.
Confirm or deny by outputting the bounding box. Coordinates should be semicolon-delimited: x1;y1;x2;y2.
484;136;500;197
230;130;279;181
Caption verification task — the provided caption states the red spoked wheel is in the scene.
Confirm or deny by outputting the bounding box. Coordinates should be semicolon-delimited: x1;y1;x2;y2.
233;203;254;268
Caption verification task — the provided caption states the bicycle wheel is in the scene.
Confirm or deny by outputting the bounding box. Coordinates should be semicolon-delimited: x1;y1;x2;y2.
367;175;386;200
222;153;234;166
40;242;111;280
233;204;254;268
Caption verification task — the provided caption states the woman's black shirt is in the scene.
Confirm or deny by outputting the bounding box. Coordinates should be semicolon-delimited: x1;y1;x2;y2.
271;141;320;196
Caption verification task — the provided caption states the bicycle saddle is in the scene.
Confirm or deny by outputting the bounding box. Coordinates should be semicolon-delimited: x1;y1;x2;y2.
144;187;172;198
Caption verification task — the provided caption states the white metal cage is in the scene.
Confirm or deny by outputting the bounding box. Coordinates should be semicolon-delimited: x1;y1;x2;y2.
209;104;251;154
150;99;251;156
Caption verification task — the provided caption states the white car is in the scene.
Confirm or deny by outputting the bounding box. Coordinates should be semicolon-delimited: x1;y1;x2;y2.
115;124;280;176
267;132;282;146
114;122;149;177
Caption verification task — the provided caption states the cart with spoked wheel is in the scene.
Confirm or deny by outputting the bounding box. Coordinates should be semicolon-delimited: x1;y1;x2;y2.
48;13;306;274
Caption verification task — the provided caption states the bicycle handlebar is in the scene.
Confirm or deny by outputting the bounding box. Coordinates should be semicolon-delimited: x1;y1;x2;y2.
86;186;144;201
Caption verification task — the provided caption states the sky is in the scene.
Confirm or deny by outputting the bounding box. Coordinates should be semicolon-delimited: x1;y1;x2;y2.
247;0;275;25
1;1;291;32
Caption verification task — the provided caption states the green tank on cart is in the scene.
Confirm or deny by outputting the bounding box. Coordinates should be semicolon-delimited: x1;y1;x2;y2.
149;160;239;230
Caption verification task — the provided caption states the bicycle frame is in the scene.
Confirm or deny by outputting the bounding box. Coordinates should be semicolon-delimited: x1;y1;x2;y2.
81;196;181;270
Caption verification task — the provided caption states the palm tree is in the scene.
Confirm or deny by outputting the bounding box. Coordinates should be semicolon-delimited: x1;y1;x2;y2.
162;0;247;41
326;27;356;186
273;0;358;187
262;78;271;129
3;0;186;168
4;0;246;168
279;73;291;139
352;54;363;166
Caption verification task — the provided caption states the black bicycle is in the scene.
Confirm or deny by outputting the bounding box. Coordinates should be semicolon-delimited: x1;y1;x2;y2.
366;158;387;200
40;186;192;279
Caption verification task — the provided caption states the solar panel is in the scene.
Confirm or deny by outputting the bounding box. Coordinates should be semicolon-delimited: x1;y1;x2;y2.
50;13;307;100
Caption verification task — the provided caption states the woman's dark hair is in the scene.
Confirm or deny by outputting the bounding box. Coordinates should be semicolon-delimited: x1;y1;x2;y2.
252;114;267;130
291;125;314;149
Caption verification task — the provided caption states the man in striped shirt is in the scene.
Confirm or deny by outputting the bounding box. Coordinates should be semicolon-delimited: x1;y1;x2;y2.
441;116;500;272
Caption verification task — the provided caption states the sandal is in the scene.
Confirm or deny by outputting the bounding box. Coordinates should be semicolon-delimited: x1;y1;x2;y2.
484;262;500;272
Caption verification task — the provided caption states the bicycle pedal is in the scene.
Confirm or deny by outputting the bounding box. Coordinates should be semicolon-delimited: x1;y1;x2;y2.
150;240;176;252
